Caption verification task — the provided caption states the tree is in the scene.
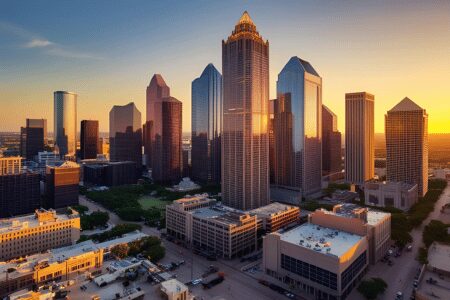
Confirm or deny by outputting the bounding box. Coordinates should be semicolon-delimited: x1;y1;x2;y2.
144;244;165;263
357;277;387;300
111;244;129;259
423;220;450;247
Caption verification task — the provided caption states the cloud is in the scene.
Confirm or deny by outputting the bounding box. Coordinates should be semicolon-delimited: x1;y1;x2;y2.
25;38;53;48
45;47;103;60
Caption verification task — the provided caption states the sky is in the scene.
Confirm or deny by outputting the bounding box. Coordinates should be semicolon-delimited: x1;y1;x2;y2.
0;0;449;134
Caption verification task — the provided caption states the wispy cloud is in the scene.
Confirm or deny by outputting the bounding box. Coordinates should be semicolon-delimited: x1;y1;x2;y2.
0;21;103;60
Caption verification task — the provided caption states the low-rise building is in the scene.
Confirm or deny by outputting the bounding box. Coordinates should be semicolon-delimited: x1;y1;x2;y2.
263;223;369;300
364;181;418;211
248;202;300;232
83;161;137;187
0;208;80;261
309;204;391;264
160;279;191;300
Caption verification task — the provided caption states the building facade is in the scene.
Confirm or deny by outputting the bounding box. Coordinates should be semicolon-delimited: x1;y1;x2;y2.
222;11;270;210
191;64;222;184
248;202;300;233
322;105;342;175
0;156;22;175
45;161;80;209
83;161;137;187
364;181;418;211
385;97;428;196
345;92;374;184
274;56;322;199
54;91;77;157
80;120;99;160
269;99;276;184
20;119;46;161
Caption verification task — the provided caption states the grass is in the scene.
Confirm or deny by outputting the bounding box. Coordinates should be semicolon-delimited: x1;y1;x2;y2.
138;196;168;210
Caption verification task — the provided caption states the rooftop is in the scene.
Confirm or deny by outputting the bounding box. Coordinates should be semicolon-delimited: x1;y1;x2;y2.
191;205;252;226
279;223;364;258
389;97;424;112
249;202;298;217
428;242;450;272
328;203;390;225
160;279;188;294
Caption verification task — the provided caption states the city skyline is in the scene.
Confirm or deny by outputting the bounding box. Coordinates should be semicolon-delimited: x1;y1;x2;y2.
1;1;449;134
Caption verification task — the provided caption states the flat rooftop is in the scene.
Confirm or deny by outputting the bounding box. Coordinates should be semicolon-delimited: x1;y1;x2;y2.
161;278;188;294
191;205;251;226
0;210;77;234
326;203;390;225
279;223;364;258
249;202;298;217
428;242;450;272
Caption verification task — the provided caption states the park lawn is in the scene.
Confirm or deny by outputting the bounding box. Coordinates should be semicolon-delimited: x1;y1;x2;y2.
138;196;168;210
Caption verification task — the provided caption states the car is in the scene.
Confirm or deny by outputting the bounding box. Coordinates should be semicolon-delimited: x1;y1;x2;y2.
284;292;295;299
413;280;419;287
407;245;413;251
191;279;202;286
396;291;403;299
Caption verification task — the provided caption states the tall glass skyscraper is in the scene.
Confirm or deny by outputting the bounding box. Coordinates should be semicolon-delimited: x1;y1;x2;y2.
274;56;322;199
54;91;77;157
222;11;269;210
191;64;222;184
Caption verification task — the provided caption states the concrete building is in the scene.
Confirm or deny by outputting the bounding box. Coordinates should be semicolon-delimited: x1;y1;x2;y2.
0;156;22;175
345;92;374;185
20;119;46;161
364;181;418;211
45;161;80;209
83;161;137;187
54;91;77;157
222;11;270;210
385;97;428;196
160;279;191;300
0;208;80;261
322;105;342;175
248;202;300;232
263;223;369;299
309;204;391;265
80;120;99;160
274;57;322;199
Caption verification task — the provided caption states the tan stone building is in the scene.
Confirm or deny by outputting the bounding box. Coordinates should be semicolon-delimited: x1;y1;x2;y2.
248;202;300;232
364;180;418;211
0;208;80;261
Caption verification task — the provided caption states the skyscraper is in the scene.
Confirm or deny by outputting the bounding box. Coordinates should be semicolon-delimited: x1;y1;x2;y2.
385;97;428;196
322;105;342;174
20;119;46;161
45;161;80;209
80;120;99;160
54;91;77;157
222;11;269;210
274;56;322;199
109;102;142;171
345;92;374;184
191;64;222;184
268;99;275;184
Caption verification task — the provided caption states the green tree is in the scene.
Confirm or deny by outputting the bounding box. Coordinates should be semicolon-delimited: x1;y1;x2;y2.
144;244;165;263
357;277;387;299
111;244;129;259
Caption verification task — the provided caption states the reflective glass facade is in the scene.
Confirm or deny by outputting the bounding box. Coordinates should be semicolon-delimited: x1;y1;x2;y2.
54;91;77;157
80;120;99;160
191;64;222;184
275;57;322;198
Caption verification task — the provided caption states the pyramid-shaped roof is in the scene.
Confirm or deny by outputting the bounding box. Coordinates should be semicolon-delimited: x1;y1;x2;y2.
237;11;254;25
389;97;423;112
149;74;168;87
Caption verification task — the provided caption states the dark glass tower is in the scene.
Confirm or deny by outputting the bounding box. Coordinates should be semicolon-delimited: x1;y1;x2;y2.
80;120;99;160
222;11;269;210
191;64;222;184
20;119;46;161
322;105;342;174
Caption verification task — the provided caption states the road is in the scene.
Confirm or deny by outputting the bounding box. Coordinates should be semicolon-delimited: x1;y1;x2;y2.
79;195;285;300
348;183;450;300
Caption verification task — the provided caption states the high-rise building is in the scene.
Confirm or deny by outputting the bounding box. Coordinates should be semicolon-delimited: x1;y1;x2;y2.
20;119;46;161
222;11;269;210
385;97;428;196
54;91;77;157
274;56;322;199
322;105;342;174
109;102;142;170
0;157;22;175
191;64;222;184
45;161;80;209
269;99;275;184
345;92;374;184
80;120;99;160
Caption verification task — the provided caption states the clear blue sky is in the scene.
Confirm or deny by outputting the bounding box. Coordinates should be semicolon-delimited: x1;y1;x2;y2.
1;0;449;133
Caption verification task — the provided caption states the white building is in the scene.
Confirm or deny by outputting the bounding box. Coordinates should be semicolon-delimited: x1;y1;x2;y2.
364;181;418;211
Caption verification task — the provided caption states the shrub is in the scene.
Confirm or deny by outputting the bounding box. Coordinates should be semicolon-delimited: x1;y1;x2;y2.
357;277;387;300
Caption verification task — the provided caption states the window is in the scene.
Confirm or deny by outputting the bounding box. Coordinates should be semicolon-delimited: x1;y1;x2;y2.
341;251;367;289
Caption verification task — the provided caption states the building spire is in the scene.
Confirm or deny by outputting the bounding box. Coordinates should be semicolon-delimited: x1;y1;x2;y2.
237;11;254;25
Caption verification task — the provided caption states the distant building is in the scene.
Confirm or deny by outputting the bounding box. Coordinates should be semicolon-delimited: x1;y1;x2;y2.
191;64;222;184
37;151;61;166
364;181;418;211
269;99;276;184
171;177;200;192
263;223;368;299
385;97;428;196
109;102;142;171
248;202;300;233
0;156;22;175
20;118;46;160
182;149;190;178
45;161;80;209
54;91;77;157
83;161;137;187
345;92;374;185
0;208;80;261
80;120;99;160
322;105;342;174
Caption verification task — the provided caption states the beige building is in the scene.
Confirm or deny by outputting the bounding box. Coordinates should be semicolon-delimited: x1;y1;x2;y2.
364;181;418;211
345;92;374;184
0;208;80;261
160;279;192;300
385;97;428;196
263;223;369;300
248;202;300;232
309;204;391;264
0;156;22;175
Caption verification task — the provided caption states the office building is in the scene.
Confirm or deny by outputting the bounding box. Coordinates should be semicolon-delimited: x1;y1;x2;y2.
385;97;428;196
248;202;300;233
80;120;99;160
20;119;46;160
0;156;22;175
191;64;222;184
0;208;80;261
45;161;80;209
322;105;342;174
269;99;275;183
263;223;368;300
160;279;191;300
54;91;77;157
222;11;270;210
166;194;257;258
309;203;391;265
364;181;418;211
182;149;190;178
109;102;142;170
345;92;374;184
83;161;137;186
274;56;322;199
